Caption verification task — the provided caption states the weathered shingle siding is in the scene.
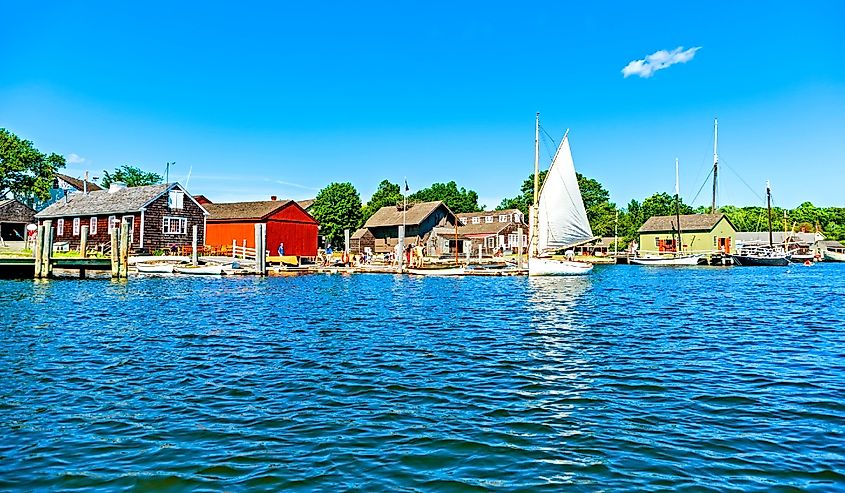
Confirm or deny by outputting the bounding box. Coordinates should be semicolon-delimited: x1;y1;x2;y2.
141;192;206;251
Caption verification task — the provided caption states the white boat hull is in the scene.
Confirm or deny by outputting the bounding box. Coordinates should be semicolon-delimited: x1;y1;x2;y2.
175;265;224;275
824;250;845;262
136;263;174;273
407;267;466;276
528;257;593;276
629;254;703;266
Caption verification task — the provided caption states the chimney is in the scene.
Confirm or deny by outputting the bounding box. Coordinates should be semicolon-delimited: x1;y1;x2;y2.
109;182;127;193
83;171;88;194
271;195;277;201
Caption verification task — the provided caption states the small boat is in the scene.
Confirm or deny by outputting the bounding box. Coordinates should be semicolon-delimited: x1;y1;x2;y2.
731;181;788;267
136;262;174;274
527;114;593;276
629;254;703;266
406;266;466;276
787;252;816;263
824;249;845;262
174;264;224;275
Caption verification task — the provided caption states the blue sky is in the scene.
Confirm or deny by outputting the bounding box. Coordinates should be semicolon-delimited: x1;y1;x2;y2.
1;1;843;209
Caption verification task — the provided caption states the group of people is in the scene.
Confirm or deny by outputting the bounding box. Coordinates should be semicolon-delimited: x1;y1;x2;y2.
393;242;426;268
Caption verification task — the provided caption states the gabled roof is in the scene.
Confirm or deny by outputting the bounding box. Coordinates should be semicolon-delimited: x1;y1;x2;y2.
456;209;522;218
736;231;820;246
0;199;37;223
820;240;845;249
297;199;314;210
205;200;295;221
364;201;454;228
639;213;732;233
35;183;200;217
55;173;103;192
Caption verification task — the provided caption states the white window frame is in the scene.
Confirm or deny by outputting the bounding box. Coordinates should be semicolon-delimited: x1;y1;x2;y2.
168;190;185;209
486;236;496;248
485;216;494;223
459;217;467;225
57;219;64;236
163;216;188;235
72;217;80;236
471;217;480;224
90;216;97;235
499;215;508;223
123;216;135;244
108;215;118;233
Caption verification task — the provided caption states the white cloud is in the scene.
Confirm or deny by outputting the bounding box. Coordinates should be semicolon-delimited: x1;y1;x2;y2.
65;153;86;164
622;46;701;78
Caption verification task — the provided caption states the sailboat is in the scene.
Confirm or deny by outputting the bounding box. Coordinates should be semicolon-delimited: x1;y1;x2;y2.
630;158;703;266
731;181;789;266
528;113;594;276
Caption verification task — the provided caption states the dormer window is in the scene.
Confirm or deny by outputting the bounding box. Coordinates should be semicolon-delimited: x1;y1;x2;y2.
471;217;480;224
459;217;467;225
168;190;184;209
498;215;508;222
485;216;493;223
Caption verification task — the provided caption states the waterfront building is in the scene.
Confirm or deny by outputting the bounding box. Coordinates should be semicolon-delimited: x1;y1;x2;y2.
34;182;207;253
351;201;456;254
0;199;36;244
429;209;528;257
574;237;619;257
204;198;319;257
638;213;737;255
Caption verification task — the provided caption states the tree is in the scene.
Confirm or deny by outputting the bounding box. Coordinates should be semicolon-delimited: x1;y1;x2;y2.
496;170;547;216
410;181;482;213
362;180;402;223
640;192;694;222
101;165;163;188
0;128;65;202
311;182;363;247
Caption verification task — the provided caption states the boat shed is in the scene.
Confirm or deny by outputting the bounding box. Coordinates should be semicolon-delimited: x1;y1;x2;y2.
352;200;456;254
204;199;318;257
0;199;36;243
638;213;737;255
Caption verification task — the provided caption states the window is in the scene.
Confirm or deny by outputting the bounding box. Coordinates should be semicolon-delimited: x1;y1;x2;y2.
487;236;496;248
90;217;97;235
57;219;64;236
73;217;80;236
513;213;521;223
499;215;508;222
168;190;184;209
459;217;467;225
108;215;118;233
471;217;480;224
163;216;188;235
485;216;494;223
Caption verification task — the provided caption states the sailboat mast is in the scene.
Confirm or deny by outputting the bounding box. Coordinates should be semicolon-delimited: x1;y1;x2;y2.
531;112;540;258
767;180;774;248
711;118;718;214
675;158;682;253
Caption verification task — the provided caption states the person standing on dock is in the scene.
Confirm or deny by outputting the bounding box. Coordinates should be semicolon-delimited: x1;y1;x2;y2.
278;242;285;257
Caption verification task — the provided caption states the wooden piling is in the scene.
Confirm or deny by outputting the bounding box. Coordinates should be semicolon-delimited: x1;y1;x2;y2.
192;225;198;265
110;230;118;278
119;221;129;279
80;225;89;258
254;223;266;275
33;225;44;278
42;221;53;278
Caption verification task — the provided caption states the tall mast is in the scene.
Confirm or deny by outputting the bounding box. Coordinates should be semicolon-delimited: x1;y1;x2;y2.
675;158;682;253
711;118;718;214
531;112;540;258
766;180;774;247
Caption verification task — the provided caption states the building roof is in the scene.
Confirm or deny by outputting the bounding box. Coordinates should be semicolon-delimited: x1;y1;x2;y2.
55;173;103;192
735;231;822;246
639;213;730;233
297;199;314;210
351;228;372;239
0;199;37;223
456;209;522;218
819;240;844;249
193;194;212;205
35;183;192;217
205;200;296;221
364;201;453;228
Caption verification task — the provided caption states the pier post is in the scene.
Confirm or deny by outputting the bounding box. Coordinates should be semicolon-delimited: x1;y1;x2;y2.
397;225;405;271
33;225;44;278
110;230;118;278
119;221;129;279
80;225;89;258
344;228;350;254
232;239;236;259
254;223;266;275
518;227;523;268
191;225;198;266
42;221;53;278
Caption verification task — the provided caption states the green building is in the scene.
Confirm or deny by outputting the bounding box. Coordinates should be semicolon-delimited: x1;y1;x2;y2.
638;213;737;255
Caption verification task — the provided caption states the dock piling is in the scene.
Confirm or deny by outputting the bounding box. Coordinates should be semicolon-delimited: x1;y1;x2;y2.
42;221;53;278
119;221;129;279
33;225;44;278
110;230;118;278
191;225;198;266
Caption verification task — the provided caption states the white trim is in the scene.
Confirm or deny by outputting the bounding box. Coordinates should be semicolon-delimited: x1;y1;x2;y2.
57;218;64;236
72;217;80;236
163;216;188;235
90;216;97;235
140;209;145;247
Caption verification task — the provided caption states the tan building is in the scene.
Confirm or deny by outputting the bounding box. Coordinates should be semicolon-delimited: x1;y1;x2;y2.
638;213;737;255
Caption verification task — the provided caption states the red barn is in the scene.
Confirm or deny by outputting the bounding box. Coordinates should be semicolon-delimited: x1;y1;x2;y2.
205;200;318;257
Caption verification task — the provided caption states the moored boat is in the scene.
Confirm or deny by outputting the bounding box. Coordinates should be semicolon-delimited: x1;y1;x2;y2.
174;264;224;275
731;181;788;267
136;262;175;274
629;254;703;266
406;266;466;276
824;249;845;262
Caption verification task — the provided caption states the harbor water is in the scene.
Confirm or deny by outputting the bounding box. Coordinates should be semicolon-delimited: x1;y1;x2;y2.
1;264;844;491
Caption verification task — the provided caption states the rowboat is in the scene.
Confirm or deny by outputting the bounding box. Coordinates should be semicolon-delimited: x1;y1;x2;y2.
406;266;466;276
174;264;224;275
136;262;174;274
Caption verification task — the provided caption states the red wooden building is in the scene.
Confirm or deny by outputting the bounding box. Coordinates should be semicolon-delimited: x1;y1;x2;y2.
204;199;319;257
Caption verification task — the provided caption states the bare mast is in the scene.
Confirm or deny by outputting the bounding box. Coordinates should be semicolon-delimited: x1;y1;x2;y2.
766;181;774;248
711;118;718;214
675;158;683;253
531;112;540;258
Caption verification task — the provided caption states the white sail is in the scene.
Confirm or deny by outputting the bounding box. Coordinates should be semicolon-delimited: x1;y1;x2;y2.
536;134;593;255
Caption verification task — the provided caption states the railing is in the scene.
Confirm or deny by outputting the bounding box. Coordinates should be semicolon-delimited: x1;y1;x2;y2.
230;239;269;261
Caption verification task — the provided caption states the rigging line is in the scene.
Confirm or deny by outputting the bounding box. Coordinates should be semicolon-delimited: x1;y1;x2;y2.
688;165;714;206
721;159;765;203
538;125;558;164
